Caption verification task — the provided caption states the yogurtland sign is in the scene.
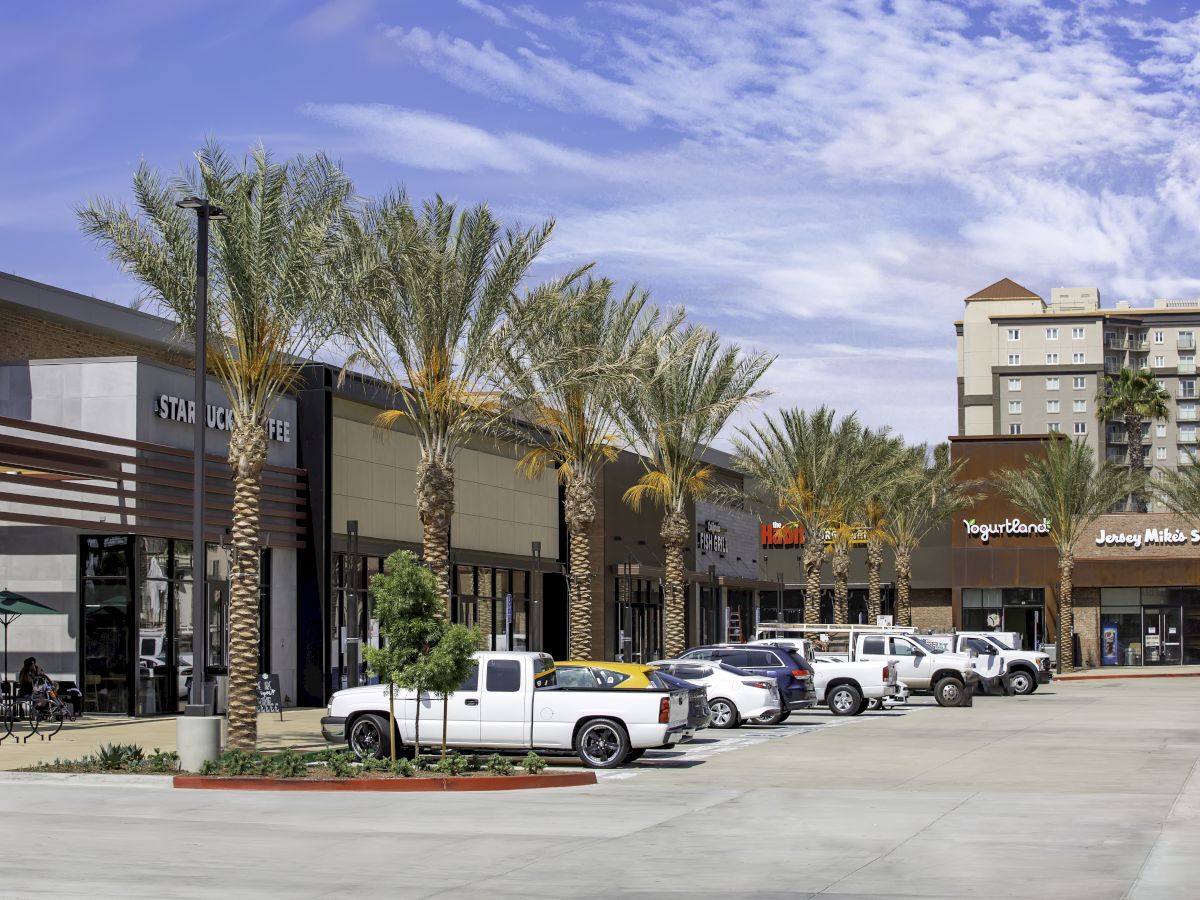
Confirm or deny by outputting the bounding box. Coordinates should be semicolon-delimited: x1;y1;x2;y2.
963;517;1050;543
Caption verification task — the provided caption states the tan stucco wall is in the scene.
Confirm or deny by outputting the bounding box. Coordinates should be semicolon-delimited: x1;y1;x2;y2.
331;398;558;557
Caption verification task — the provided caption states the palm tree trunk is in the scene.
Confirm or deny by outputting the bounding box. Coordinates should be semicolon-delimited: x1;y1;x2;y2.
564;478;595;659
1058;550;1075;673
1126;410;1144;511
832;544;850;625
226;420;267;750
661;508;689;658
866;536;883;624
894;545;912;627
802;541;823;625
416;456;455;613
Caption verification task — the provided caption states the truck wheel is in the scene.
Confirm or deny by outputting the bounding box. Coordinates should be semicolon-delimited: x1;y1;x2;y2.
852;697;871;715
1007;669;1035;695
708;698;741;729
748;707;788;726
827;684;862;716
348;713;390;759
576;718;631;769
934;677;965;707
866;698;882;710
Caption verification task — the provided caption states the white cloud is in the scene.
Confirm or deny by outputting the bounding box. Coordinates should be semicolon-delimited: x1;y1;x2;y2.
290;0;374;40
457;0;509;27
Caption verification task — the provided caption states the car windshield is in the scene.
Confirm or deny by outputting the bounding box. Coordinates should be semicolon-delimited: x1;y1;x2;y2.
716;662;752;676
982;635;1012;650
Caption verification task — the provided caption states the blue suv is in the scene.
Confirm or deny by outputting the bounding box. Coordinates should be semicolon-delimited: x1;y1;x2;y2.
679;644;816;724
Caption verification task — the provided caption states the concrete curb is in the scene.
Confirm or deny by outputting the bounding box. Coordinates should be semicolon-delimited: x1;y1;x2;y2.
0;771;173;788
1057;671;1200;682
173;772;599;792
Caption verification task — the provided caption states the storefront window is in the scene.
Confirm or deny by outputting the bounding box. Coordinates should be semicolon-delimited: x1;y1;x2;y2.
452;564;530;652
1100;588;1199;666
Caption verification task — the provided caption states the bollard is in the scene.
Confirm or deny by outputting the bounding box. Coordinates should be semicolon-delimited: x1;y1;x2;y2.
177;715;222;772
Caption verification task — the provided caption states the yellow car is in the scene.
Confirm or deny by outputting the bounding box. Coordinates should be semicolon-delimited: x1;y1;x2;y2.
556;660;657;689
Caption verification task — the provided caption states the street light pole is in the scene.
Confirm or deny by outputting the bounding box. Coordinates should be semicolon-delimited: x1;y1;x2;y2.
345;520;360;689
177;196;225;716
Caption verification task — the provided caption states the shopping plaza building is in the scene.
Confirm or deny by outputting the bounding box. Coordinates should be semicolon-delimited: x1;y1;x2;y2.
0;273;1195;716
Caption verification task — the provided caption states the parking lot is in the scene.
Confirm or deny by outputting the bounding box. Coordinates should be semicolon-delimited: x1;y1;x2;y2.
2;677;1197;898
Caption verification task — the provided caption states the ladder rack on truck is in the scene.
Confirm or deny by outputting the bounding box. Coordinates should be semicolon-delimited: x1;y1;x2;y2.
754;623;918;659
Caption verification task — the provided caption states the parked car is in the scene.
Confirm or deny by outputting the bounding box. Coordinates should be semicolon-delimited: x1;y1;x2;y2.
788;652;901;716
678;644;816;724
924;632;1052;695
556;660;710;741
850;633;993;706
649;659;780;729
322;651;689;769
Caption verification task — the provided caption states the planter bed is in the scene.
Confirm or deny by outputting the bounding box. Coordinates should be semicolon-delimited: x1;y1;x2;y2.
174;771;597;792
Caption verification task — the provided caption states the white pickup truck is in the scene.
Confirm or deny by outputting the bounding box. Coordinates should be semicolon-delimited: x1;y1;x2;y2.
809;657;902;716
849;633;1000;707
321;651;689;768
923;632;1052;695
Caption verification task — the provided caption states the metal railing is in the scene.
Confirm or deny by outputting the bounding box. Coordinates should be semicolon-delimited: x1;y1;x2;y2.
1179;337;1196;350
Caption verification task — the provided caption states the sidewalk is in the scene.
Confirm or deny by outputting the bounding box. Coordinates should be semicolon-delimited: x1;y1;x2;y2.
0;707;326;771
1057;664;1200;681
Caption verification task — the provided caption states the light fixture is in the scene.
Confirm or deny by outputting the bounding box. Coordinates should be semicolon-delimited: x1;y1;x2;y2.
175;196;204;210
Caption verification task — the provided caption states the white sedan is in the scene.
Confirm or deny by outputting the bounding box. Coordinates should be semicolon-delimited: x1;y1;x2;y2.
649;659;780;729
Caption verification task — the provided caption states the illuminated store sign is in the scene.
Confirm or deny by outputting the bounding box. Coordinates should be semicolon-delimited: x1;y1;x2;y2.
154;394;292;443
962;517;1050;543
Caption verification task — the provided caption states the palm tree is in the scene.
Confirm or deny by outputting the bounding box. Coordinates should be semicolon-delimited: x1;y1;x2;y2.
853;430;913;625
620;327;772;657
78;143;351;748
1096;367;1170;510
1151;449;1200;521
333;193;576;610
884;444;978;627
994;437;1131;672
732;407;863;626
497;279;681;658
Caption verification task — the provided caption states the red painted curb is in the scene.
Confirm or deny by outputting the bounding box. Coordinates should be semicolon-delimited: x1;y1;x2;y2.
172;772;597;792
1057;671;1200;681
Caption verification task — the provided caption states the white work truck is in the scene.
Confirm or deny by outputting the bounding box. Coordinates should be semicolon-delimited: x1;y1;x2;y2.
850;632;998;706
808;657;902;716
321;651;690;769
922;632;1052;695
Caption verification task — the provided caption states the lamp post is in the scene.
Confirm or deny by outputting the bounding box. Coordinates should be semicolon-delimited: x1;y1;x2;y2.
177;196;225;715
531;541;542;652
345;520;360;689
708;563;718;645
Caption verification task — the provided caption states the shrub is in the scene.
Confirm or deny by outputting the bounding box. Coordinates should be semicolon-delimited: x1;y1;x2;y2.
432;752;468;776
217;749;269;776
270;750;308;778
389;757;415;777
200;758;221;776
360;755;390;773
485;753;514;776
414;754;431;771
520;752;547;775
318;748;355;777
142;748;180;774
97;743;143;770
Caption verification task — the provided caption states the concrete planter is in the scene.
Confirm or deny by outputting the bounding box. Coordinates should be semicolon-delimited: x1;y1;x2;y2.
173;771;597;792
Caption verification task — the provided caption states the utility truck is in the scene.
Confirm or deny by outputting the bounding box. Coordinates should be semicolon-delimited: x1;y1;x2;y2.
922;632;1052;695
321;651;689;769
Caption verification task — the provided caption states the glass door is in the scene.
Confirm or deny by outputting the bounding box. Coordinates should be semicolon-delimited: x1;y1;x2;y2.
80;535;134;716
1143;607;1182;665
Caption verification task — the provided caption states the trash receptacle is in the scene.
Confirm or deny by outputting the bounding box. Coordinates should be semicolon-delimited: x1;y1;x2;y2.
206;665;228;716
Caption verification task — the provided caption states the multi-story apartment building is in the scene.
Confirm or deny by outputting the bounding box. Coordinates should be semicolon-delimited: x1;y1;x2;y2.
956;277;1200;490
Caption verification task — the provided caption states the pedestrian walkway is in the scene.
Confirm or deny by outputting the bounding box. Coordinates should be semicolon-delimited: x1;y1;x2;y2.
0;708;326;770
1058;664;1200;680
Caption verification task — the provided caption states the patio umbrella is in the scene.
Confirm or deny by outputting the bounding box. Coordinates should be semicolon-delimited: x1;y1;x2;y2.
0;590;59;684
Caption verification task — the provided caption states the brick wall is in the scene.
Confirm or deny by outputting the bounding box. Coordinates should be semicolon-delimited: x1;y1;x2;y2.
1074;586;1100;668
0;308;186;367
911;588;952;632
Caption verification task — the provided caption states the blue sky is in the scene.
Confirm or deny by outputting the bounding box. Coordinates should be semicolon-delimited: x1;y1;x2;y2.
3;0;1200;445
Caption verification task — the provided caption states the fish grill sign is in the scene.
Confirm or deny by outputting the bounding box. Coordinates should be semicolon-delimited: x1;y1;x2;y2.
963;517;1050;543
697;520;728;554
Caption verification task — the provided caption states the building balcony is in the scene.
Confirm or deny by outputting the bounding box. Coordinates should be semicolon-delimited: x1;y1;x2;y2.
1104;361;1122;374
1180;362;1196;375
1106;429;1151;444
1179;408;1198;422
1178;387;1197;399
1179;337;1196;351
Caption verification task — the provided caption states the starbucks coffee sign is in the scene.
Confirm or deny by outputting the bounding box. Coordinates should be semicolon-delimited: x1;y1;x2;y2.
962;517;1050;543
154;394;292;443
1095;526;1200;549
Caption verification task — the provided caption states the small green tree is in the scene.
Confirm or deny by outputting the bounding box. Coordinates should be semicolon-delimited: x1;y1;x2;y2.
363;550;443;761
421;624;482;760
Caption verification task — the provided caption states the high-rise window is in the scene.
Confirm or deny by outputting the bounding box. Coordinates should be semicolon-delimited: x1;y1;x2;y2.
1073;352;1086;364
1008;400;1022;414
1046;377;1060;390
1074;422;1087;435
1046;400;1060;413
1155;356;1165;368
1046;353;1059;365
1073;376;1086;389
1047;422;1060;433
1046;327;1059;340
1008;377;1022;391
1007;328;1021;341
1155;330;1165;344
1074;399;1088;413
1009;424;1022;435
1072;327;1086;340
1157;446;1167;461
1008;354;1021;365
1157;424;1167;438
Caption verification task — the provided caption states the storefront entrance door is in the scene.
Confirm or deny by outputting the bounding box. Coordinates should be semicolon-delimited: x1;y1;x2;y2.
1143;607;1182;665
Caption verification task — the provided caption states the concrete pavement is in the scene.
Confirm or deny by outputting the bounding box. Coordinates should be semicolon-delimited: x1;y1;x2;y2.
0;679;1196;898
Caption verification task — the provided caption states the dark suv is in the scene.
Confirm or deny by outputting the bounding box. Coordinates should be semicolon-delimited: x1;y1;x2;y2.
680;644;816;723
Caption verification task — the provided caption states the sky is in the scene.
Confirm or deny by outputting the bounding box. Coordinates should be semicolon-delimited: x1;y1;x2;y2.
3;0;1200;447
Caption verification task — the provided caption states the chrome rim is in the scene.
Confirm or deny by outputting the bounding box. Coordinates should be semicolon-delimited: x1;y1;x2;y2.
710;700;733;727
580;724;621;764
350;720;381;758
831;689;855;713
941;681;961;703
1010;672;1032;693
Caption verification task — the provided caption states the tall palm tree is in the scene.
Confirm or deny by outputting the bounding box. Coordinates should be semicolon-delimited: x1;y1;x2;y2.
1151;449;1200;522
78;143;351;748
994;437;1131;672
497;279;681;658
732;407;863;626
884;444;977;627
620;327;772;657
1096;367;1170;510
333;193;577;609
852;430;913;625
